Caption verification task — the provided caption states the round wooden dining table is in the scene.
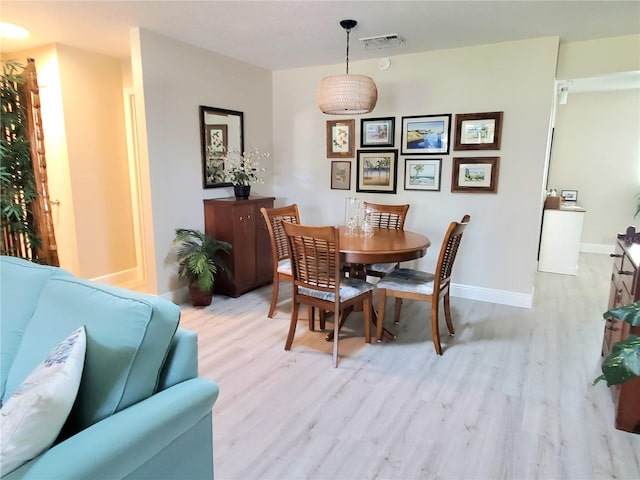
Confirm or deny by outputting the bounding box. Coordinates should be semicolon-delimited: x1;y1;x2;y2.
338;226;431;279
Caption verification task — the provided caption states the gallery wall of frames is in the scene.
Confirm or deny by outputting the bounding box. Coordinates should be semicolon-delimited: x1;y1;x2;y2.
327;111;503;195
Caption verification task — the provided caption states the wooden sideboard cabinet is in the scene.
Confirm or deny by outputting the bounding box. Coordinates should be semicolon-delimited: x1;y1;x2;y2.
602;238;640;433
204;196;275;297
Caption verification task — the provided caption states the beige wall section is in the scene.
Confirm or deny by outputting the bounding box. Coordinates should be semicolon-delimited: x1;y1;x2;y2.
132;28;273;297
548;89;640;247
273;37;560;306
557;34;640;79
55;44;136;279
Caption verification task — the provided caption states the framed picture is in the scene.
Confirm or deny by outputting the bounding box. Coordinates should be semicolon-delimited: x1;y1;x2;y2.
205;124;227;148
561;189;578;201
326;119;355;158
401;114;451;155
200;105;243;188
451;157;500;193
361;117;395;147
454;111;503;151
356;149;398;194
331;161;351;190
404;158;442;191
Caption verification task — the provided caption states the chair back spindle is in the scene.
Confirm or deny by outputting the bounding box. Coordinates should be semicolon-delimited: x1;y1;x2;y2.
363;202;409;230
435;214;470;290
360;202;410;278
273;214;298;261
286;225;339;292
260;204;301;317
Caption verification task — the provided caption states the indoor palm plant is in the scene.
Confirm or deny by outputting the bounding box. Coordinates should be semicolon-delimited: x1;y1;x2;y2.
1;60;41;259
170;228;231;307
594;301;640;386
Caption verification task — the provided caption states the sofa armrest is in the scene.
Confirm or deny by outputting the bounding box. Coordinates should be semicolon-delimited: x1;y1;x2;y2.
5;378;219;480
157;328;199;391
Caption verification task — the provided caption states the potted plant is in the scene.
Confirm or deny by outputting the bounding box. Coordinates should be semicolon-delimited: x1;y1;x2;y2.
170;228;231;307
1;60;42;259
594;301;640;386
224;147;268;199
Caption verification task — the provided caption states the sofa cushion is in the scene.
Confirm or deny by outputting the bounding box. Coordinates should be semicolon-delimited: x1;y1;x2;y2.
0;326;86;476
0;256;67;400
2;276;180;432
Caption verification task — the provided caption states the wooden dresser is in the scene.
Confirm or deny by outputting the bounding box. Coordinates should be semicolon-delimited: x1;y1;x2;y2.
204;196;275;297
602;237;640;433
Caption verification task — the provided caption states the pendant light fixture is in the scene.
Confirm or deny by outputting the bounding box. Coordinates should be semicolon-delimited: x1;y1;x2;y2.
317;19;378;115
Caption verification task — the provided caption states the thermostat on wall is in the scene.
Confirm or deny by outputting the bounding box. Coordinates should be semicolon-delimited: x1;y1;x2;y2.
378;57;391;71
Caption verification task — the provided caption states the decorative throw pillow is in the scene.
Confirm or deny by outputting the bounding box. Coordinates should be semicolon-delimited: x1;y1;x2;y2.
0;326;86;476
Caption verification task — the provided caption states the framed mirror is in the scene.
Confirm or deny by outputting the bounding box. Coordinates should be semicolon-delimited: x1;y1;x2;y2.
199;105;244;188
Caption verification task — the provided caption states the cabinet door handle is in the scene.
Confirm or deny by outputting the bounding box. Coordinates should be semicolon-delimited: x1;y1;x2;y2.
610;253;622;258
618;270;634;276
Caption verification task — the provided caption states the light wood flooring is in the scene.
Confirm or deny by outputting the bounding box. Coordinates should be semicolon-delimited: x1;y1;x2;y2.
179;253;640;480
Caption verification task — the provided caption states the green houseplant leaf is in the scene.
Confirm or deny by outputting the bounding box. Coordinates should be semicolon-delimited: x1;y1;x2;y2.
595;300;640;385
170;228;231;294
604;301;640;327
1;60;42;257
594;335;640;386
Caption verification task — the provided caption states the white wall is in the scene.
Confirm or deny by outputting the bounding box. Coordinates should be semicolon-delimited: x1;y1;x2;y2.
132;29;273;297
56;44;136;279
548;89;640;248
273;37;560;307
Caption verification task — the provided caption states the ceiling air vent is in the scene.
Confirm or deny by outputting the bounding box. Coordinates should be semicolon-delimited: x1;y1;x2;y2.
359;34;403;51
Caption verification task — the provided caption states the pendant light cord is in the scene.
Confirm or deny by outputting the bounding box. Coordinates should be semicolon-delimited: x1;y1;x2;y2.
345;27;350;74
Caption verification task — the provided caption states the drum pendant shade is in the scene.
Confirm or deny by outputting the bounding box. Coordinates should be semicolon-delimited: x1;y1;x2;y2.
317;19;378;115
317;74;377;114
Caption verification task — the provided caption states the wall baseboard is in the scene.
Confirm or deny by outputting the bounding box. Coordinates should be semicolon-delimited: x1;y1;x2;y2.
90;267;145;290
162;283;533;309
580;243;614;255
158;250;609;311
450;283;533;308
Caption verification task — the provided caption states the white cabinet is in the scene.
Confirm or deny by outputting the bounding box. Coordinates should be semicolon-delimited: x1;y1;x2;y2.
538;206;586;275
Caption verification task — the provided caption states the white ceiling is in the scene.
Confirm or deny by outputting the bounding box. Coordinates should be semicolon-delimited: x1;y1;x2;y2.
2;1;639;72
2;0;640;94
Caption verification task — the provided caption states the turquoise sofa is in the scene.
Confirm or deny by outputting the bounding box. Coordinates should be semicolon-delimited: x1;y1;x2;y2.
0;256;219;479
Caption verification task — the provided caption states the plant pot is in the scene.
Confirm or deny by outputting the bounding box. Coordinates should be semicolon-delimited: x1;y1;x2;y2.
234;185;251;199
189;284;213;307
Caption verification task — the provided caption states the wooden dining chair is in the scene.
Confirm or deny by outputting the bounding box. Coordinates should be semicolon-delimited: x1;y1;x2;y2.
260;204;300;318
282;221;374;367
375;215;471;354
363;202;410;278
